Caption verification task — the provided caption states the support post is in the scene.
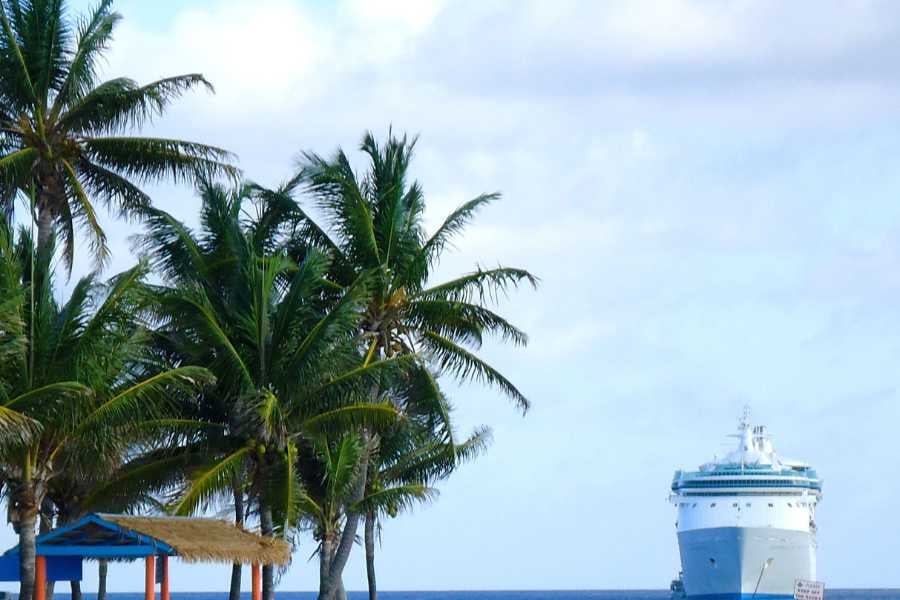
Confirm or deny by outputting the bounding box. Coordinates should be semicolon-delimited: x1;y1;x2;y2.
34;556;47;600
252;564;261;600
161;555;170;600
145;555;156;600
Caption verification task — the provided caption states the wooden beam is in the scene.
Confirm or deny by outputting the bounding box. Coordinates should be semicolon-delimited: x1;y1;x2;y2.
160;555;169;600
252;564;261;600
34;556;46;600
145;555;156;600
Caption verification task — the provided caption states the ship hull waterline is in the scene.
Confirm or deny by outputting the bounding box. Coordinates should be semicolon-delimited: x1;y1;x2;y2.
677;526;816;599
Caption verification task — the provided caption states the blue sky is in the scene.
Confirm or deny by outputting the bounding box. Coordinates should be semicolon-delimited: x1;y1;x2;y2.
5;0;900;592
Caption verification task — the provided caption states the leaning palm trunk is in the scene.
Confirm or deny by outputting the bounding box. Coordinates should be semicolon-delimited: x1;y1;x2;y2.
365;510;377;600
18;510;37;600
229;481;245;600
318;536;346;600
319;536;335;600
318;435;371;600
260;495;275;600
97;560;108;600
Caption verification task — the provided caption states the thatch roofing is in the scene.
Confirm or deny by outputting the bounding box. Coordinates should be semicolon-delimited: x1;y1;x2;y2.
99;514;291;565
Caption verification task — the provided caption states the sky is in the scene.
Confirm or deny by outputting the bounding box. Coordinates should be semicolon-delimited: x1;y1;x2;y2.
4;0;900;592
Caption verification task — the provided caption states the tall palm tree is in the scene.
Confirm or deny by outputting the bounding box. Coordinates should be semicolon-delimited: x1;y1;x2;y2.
292;130;536;599
0;222;213;600
290;431;428;600
132;181;412;600
0;0;236;271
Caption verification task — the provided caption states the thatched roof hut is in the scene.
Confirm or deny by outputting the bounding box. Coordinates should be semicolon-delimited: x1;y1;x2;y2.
9;513;291;566
101;514;291;565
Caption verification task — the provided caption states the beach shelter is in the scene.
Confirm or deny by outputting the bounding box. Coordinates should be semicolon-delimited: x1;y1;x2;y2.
1;514;291;600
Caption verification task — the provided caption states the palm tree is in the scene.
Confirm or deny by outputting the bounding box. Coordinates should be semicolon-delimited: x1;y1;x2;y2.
292;130;536;599
295;433;373;600
359;417;490;600
0;0;236;272
132;180;412;600
0;222;213;600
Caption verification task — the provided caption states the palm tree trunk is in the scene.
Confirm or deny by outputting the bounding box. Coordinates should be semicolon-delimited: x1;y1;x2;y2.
97;560;108;600
259;494;275;600
36;204;53;252
365;510;377;600
229;480;244;600
17;504;38;600
318;536;334;600
70;581;82;600
335;577;347;600
319;433;371;600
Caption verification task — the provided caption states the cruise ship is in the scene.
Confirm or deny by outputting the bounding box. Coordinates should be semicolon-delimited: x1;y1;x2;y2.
670;410;822;599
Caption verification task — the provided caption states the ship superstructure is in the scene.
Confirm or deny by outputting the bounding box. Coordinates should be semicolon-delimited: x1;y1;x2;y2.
670;410;822;599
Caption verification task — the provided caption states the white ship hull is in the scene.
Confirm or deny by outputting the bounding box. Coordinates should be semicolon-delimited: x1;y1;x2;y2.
677;526;815;599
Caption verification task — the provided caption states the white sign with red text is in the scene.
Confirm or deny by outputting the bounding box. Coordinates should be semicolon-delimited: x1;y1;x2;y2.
794;579;825;600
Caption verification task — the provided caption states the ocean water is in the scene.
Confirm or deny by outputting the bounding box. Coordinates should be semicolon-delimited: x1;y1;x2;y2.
62;591;900;600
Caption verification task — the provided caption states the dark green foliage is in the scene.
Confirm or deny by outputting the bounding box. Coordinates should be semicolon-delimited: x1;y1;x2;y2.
0;0;237;271
295;130;537;414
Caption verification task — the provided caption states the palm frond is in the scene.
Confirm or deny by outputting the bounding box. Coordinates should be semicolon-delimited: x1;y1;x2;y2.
62;158;109;268
79;366;214;433
300;403;400;438
352;483;435;516
60;74;213;134
323;433;364;505
4;381;91;410
77;158;152;215
50;0;118;112
418;267;538;305
171;445;252;516
81;136;238;184
422;331;529;412
0;404;41;446
132;207;204;283
409;298;528;347
0;147;37;189
0;4;39;107
298;150;381;267
419;193;497;266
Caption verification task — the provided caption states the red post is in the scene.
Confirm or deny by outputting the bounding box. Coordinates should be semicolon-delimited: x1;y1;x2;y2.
160;555;170;600
145;555;156;600
252;564;261;600
34;556;47;600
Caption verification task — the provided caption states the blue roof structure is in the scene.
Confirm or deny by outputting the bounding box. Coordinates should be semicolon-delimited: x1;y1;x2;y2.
6;514;176;560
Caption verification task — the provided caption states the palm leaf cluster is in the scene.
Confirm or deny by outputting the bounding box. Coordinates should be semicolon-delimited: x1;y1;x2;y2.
0;0;236;271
